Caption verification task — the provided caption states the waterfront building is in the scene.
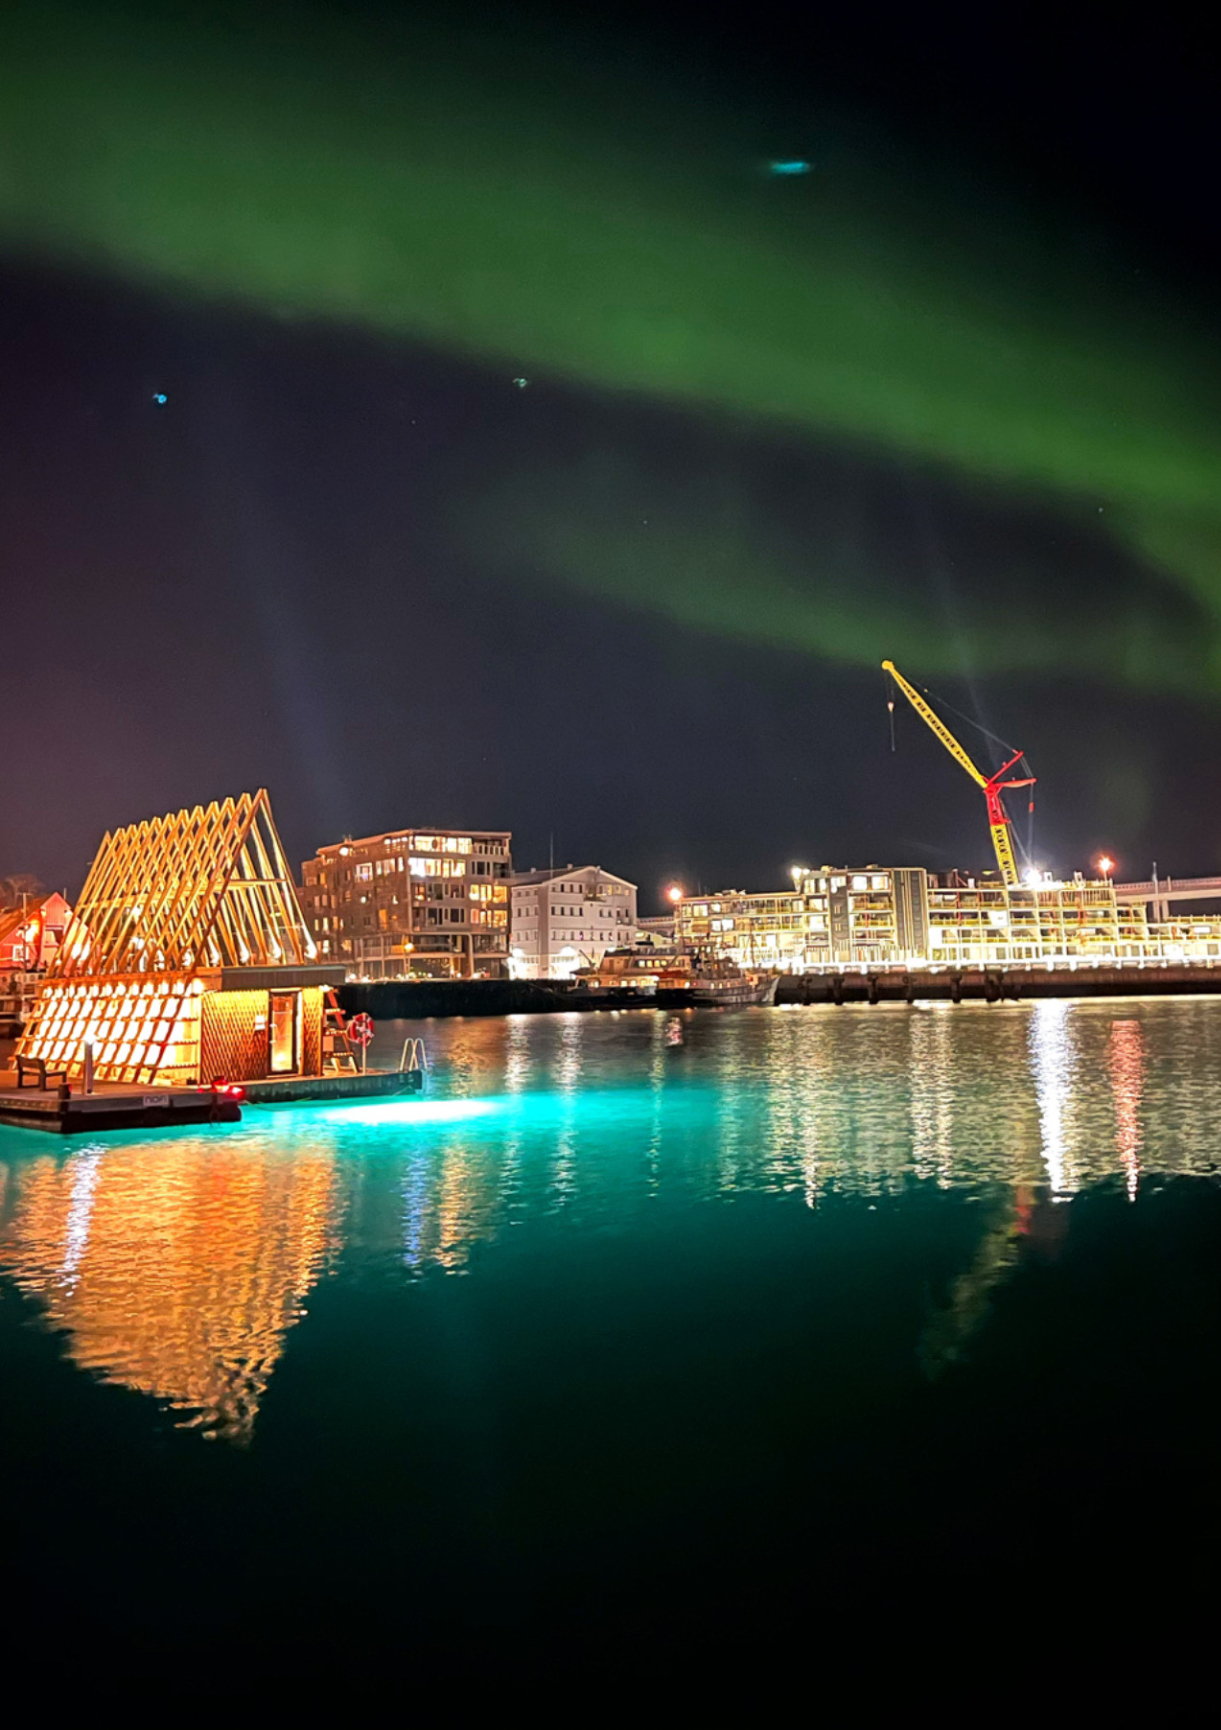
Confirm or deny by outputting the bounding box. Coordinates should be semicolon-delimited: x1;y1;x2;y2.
17;791;343;1086
0;891;72;981
675;866;1221;969
509;865;637;979
301;826;512;979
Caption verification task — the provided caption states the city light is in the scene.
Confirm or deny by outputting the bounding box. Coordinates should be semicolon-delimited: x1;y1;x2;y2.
1097;854;1115;879
667;884;683;904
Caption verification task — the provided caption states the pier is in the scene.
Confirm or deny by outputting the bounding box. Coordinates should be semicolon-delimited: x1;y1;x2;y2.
777;960;1221;1005
343;964;1221;1019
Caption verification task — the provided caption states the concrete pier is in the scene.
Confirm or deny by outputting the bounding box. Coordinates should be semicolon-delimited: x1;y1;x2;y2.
777;961;1221;1006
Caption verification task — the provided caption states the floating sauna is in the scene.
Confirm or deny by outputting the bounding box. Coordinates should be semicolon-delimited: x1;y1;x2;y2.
17;790;347;1087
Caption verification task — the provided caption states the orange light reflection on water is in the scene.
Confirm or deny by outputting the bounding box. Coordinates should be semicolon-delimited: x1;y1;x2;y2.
0;1137;340;1441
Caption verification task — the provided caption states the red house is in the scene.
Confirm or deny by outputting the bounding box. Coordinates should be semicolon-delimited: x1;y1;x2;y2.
0;893;72;981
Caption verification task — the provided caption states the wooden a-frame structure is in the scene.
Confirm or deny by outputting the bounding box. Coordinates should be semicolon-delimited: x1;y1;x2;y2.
18;791;342;1088
52;790;315;978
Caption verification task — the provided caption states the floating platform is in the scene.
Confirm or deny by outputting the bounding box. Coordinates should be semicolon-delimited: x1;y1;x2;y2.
242;1068;423;1104
0;1082;242;1135
0;1066;424;1133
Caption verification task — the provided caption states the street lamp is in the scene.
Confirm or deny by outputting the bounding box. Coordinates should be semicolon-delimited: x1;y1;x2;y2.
667;884;683;963
1097;854;1115;880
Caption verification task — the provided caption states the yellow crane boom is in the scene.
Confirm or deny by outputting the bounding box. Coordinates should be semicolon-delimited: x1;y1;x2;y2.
882;659;1035;887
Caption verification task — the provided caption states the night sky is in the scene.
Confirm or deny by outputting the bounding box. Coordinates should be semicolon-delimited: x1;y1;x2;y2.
3;1;1219;907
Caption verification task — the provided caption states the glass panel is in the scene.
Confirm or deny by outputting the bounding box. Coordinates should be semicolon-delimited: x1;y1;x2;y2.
269;992;298;1075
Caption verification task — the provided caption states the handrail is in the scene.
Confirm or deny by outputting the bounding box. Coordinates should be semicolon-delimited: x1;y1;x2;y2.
398;1036;429;1074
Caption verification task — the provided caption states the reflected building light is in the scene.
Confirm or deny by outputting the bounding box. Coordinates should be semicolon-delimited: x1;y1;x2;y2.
59;1145;104;1288
909;1008;955;1186
556;1017;583;1094
402;1158;432;1271
551;1020;583;1203
552;1098;578;1207
505;1017;531;1094
1107;1019;1144;1202
435;1142;496;1269
1028;1000;1077;1197
499;1020;530;1213
644;1013;667;1194
801;1144;819;1211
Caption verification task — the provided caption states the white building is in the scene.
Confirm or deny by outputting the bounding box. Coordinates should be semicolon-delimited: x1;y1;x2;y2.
510;866;638;979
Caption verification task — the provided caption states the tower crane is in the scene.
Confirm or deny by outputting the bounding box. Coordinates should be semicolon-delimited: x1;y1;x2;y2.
882;659;1035;888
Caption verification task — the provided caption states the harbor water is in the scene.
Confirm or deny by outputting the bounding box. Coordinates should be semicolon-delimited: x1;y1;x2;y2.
3;999;1221;1678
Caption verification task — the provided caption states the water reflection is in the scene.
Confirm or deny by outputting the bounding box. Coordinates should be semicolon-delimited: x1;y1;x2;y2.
0;1135;340;1440
1108;1019;1144;1201
1029;1000;1078;1197
1;997;1216;1439
919;1189;1030;1380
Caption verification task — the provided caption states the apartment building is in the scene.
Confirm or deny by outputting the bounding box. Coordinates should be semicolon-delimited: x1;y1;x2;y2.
509;866;637;979
676;867;927;969
301;827;511;979
676;866;1221;969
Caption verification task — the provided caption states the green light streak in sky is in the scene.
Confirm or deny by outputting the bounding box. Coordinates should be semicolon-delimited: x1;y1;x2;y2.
4;3;1221;682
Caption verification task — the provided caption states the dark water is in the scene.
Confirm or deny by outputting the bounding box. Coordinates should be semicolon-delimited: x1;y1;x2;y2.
3;1000;1221;1679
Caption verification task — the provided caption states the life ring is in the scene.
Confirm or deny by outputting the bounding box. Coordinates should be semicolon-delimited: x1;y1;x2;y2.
348;1012;375;1047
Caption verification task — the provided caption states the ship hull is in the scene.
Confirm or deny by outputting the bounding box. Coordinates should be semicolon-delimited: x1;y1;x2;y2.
690;976;779;1008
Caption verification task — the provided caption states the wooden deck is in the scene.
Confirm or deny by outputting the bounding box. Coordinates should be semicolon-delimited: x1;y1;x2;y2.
0;1076;241;1134
0;1063;424;1133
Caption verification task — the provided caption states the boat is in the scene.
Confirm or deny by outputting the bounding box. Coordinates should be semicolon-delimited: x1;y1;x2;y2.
575;943;778;1008
688;961;779;1008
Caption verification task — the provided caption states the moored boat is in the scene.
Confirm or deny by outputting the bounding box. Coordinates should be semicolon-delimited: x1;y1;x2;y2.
688;963;779;1007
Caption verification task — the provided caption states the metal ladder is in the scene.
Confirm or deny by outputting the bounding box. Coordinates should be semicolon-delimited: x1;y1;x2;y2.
398;1036;429;1075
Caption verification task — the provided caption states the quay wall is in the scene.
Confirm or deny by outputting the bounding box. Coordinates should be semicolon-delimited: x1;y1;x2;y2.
340;966;1221;1019
338;980;694;1018
776;964;1221;1005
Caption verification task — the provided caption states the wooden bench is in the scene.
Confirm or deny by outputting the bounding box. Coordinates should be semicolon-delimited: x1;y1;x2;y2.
15;1054;68;1091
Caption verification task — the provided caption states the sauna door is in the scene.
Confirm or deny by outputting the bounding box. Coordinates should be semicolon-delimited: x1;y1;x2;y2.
268;991;299;1075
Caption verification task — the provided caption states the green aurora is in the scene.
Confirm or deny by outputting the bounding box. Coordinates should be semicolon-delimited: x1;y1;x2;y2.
4;2;1221;686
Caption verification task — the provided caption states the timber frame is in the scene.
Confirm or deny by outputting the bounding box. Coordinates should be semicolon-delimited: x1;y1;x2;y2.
16;791;336;1088
52;790;314;978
